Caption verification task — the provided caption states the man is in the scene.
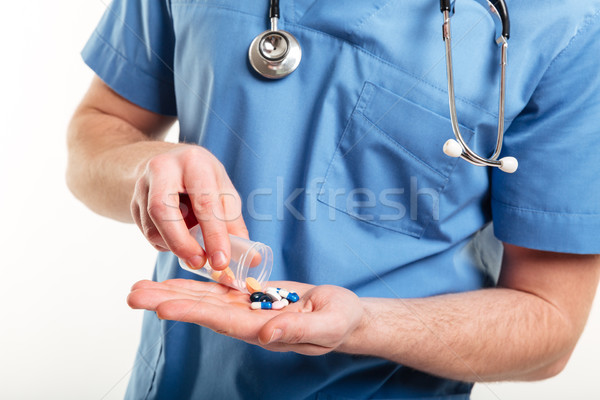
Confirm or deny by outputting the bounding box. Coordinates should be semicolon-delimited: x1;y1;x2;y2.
67;0;600;398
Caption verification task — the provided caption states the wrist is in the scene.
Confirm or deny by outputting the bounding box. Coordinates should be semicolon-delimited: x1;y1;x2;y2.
336;297;376;355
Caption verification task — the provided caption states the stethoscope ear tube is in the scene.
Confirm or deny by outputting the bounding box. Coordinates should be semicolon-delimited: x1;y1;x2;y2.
439;0;454;12
440;1;517;173
269;0;280;18
489;0;510;39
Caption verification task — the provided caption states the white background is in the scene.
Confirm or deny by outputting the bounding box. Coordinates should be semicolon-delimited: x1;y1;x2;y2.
0;1;597;399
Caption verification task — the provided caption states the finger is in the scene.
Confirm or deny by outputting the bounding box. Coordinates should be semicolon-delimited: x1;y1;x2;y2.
145;160;207;268
220;179;249;240
258;307;346;348
152;243;170;252
127;287;204;311
262;341;334;356
130;191;142;229
248;249;262;268
130;279;230;298
155;299;267;341
184;170;231;270
130;280;156;291
160;279;231;295
132;179;168;250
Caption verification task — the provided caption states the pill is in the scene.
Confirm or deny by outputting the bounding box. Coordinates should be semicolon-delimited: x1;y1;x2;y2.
218;267;235;285
265;287;282;301
251;301;272;310
263;293;279;302
249;292;264;302
272;299;289;310
245;277;262;293
258;294;274;303
286;292;300;303
276;288;299;303
211;270;222;281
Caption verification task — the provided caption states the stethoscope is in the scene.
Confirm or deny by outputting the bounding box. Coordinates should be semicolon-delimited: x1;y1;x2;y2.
248;0;518;173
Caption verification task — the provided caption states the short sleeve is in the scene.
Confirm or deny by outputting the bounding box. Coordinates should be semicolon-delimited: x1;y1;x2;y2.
492;10;600;254
82;0;177;116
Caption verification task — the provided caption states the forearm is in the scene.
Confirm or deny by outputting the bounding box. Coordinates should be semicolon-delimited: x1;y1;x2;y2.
342;288;576;382
66;108;181;222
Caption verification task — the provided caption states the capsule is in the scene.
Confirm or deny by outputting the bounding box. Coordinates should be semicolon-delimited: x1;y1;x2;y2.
272;299;289;310
276;288;299;303
251;301;272;310
265;287;282;302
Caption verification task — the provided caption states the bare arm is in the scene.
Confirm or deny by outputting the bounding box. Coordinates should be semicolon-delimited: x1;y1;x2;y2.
127;243;600;382
336;244;600;381
66;76;178;222
67;77;248;269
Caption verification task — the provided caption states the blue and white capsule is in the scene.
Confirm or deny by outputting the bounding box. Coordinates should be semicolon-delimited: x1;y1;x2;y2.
251;301;272;310
265;287;283;302
276;288;300;303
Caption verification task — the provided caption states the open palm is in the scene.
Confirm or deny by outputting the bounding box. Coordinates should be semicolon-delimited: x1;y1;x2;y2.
127;279;363;355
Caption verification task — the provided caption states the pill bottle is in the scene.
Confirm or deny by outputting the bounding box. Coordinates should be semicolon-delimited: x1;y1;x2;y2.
178;225;273;293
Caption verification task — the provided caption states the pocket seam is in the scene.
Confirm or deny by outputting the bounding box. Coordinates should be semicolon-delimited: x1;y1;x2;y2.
356;112;447;179
317;81;462;238
320;83;376;197
316;196;424;237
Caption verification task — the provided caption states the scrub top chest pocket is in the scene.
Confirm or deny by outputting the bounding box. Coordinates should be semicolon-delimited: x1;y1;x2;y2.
318;82;474;238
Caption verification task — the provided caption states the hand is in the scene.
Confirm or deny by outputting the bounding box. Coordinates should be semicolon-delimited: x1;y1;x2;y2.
127;279;365;356
130;145;248;270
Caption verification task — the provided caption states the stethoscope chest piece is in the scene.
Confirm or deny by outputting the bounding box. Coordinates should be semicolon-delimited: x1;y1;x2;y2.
249;28;301;79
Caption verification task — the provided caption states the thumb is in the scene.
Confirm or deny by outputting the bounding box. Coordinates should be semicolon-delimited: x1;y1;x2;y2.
258;311;312;345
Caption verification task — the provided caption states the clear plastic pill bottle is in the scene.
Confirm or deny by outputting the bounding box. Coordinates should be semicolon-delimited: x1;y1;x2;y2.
178;225;273;293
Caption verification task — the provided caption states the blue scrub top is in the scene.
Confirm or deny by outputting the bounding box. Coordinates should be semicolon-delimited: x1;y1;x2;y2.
83;1;600;399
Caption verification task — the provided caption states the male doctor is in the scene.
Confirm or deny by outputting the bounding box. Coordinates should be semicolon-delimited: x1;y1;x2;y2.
67;0;600;398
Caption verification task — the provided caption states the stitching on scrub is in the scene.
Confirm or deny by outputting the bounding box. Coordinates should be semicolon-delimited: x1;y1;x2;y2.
492;197;600;217
318;82;449;238
545;7;600;73
347;0;396;39
315;196;423;237
135;349;154;370
318;84;373;199
90;30;176;88
297;1;322;24
170;2;263;19
357;113;447;179
290;0;296;23
143;340;163;400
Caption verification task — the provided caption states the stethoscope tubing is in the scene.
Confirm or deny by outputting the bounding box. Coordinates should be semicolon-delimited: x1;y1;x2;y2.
441;1;517;173
248;0;518;172
443;10;507;167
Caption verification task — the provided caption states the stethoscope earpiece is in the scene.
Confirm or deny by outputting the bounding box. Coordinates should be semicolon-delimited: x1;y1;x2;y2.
249;1;301;79
443;139;463;158
498;157;518;173
444;139;518;173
